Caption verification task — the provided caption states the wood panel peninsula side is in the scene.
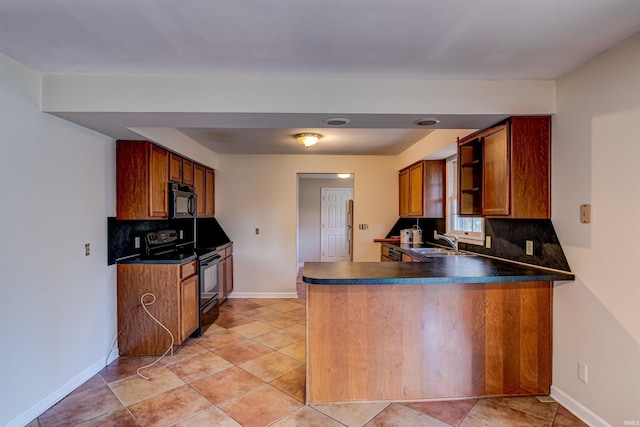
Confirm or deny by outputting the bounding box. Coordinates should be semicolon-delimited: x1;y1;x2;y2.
302;260;574;404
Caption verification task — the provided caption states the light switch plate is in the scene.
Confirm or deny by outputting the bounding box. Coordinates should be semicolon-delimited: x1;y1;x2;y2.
525;240;534;256
578;361;588;383
580;204;592;223
485;236;492;249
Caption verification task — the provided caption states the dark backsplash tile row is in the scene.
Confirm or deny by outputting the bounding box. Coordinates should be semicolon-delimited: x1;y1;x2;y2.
107;217;230;265
386;217;571;272
467;218;571;272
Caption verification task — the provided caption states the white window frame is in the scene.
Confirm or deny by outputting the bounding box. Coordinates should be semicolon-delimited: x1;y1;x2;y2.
446;156;485;245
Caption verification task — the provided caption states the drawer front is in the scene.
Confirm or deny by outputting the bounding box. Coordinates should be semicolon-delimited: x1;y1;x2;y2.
181;260;197;279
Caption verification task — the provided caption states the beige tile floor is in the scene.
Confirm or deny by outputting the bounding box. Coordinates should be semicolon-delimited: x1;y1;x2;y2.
29;275;588;427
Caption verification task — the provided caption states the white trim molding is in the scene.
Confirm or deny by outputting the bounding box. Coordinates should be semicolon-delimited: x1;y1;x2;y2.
228;292;299;299
6;356;113;427
551;385;611;427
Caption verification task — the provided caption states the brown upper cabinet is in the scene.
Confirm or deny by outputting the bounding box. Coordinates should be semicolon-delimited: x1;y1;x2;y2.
117;140;169;219
399;160;446;218
193;164;215;218
169;152;183;183
458;116;551;218
117;140;215;220
182;159;194;186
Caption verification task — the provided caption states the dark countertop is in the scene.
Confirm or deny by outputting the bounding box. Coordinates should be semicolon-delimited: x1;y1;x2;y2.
303;245;575;285
117;252;197;264
116;241;232;265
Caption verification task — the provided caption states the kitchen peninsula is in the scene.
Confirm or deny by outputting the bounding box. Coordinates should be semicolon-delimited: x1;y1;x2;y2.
302;255;574;404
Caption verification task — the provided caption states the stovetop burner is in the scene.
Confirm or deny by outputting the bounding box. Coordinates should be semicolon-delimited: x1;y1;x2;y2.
143;229;195;259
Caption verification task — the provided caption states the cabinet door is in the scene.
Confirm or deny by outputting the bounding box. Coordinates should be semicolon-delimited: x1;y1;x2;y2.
423;160;445;218
509;116;551;218
408;162;424;216
180;275;199;342
399;169;410;217
193;164;206;217
205;168;215;217
218;257;227;303
482;125;509;216
226;255;233;295
149;145;169;218
169;153;183;182
182;159;194;186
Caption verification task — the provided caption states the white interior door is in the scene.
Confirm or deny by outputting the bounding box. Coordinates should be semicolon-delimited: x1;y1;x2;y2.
321;188;353;262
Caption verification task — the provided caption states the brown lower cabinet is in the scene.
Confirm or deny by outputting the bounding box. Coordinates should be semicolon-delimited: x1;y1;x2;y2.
380;245;390;262
117;260;199;355
218;245;234;304
306;280;551;403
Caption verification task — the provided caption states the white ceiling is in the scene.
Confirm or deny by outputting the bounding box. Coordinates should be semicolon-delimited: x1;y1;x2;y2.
2;0;639;155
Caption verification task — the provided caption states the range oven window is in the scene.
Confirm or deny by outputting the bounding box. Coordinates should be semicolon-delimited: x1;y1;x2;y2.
196;251;220;336
201;260;219;298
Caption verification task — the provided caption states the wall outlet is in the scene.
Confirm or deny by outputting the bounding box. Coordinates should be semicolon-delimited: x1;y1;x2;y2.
578;361;588;383
134;236;140;249
85;243;90;256
485;236;492;249
433;230;438;239
179;230;184;239
255;228;260;235
359;224;369;230
580;204;592;223
525;240;534;256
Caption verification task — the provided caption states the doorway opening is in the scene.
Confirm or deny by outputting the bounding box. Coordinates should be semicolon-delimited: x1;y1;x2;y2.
297;173;354;267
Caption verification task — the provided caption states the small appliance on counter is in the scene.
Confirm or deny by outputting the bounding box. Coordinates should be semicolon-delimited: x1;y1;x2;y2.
412;225;423;244
400;229;413;244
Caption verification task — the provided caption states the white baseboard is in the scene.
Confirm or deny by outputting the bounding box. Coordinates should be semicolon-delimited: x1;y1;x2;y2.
551;385;611;427
228;292;298;299
6;355;117;427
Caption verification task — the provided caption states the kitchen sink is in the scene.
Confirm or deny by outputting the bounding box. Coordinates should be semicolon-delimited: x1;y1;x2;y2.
410;247;472;257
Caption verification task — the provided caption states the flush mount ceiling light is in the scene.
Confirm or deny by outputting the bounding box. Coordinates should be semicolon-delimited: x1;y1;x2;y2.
323;117;350;126
413;118;441;126
295;133;322;148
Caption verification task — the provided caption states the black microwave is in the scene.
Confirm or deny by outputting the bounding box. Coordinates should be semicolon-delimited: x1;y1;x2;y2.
168;182;197;219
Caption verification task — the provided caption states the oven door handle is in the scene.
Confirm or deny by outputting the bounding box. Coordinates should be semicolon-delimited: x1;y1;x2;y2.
200;255;221;266
188;194;197;216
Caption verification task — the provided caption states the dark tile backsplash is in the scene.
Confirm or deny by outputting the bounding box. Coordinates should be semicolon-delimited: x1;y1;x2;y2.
196;217;231;249
463;218;571;272
386;217;571;272
107;217;195;265
107;217;232;265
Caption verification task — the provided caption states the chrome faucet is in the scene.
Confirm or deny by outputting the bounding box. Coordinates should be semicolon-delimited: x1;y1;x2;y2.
434;233;459;252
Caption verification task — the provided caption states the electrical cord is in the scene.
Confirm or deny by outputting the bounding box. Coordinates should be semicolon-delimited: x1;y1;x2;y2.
135;292;175;381
105;292;176;381
106;303;141;366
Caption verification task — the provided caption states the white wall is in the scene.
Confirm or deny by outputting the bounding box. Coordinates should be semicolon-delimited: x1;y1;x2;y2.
298;177;354;263
42;75;556;116
552;34;640;426
216;155;397;297
0;54;117;426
